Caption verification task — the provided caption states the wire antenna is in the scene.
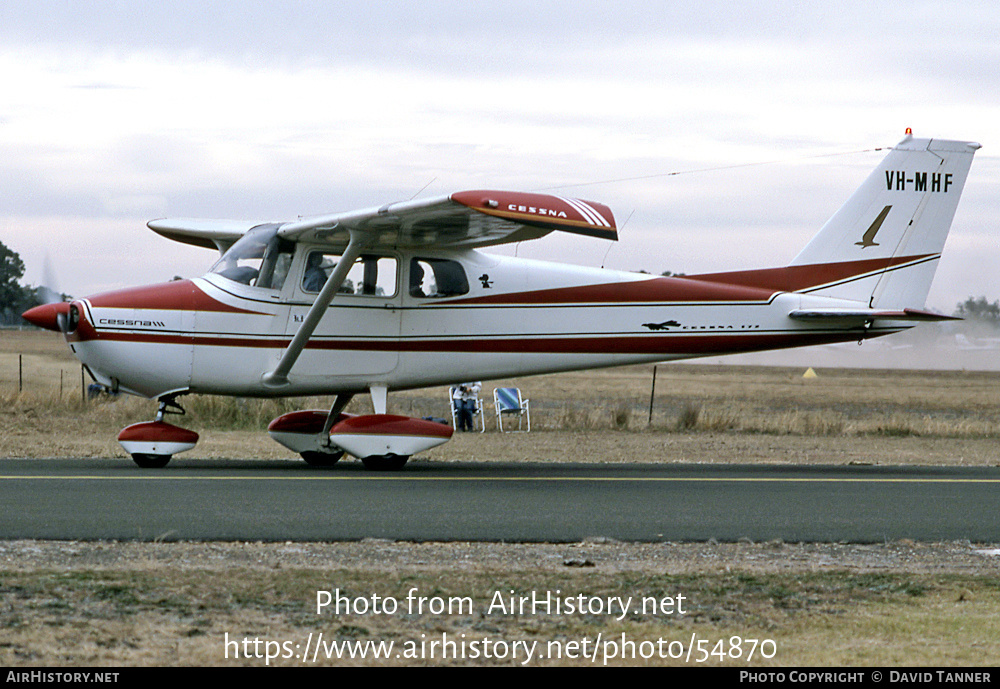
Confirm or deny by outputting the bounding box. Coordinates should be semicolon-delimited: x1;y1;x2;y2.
409;177;438;200
601;208;635;269
537;147;885;192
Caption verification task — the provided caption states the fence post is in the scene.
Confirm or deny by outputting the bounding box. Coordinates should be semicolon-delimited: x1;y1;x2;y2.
647;365;657;425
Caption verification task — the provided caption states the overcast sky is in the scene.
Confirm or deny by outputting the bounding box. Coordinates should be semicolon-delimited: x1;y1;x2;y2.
2;0;998;314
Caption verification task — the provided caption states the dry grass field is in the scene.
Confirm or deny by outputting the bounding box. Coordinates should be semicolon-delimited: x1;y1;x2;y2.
3;540;1000;667
2;329;999;667
2;328;999;465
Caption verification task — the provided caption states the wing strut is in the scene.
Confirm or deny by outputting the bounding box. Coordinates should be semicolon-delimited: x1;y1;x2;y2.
263;230;370;387
322;394;354;436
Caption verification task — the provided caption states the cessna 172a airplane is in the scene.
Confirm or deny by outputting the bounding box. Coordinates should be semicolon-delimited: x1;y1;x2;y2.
23;132;980;469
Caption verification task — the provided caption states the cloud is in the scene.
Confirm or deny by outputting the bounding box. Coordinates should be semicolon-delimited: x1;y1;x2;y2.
0;1;996;310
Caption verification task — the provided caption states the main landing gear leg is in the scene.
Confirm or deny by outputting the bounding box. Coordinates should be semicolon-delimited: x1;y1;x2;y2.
267;394;354;467
299;394;353;467
268;389;454;471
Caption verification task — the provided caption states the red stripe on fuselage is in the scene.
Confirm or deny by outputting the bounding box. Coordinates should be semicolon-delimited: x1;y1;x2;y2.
87;279;265;314
450;276;775;306
684;254;936;293
446;255;934;306
76;330;881;355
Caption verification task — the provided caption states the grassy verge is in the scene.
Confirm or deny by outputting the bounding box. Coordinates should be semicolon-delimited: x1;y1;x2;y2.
3;563;998;666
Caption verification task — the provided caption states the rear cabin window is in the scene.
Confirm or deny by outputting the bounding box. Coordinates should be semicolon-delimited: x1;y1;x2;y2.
409;259;469;298
301;252;398;297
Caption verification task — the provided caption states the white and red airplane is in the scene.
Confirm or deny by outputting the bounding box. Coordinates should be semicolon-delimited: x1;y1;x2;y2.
23;133;979;469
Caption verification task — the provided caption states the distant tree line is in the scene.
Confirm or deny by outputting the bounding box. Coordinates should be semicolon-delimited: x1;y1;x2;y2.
0;241;47;326
954;296;1000;326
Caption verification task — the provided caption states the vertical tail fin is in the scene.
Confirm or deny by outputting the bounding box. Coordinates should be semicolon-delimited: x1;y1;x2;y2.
790;134;980;307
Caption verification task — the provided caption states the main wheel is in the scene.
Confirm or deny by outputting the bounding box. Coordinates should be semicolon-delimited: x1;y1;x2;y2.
361;454;409;471
300;450;345;467
131;453;172;468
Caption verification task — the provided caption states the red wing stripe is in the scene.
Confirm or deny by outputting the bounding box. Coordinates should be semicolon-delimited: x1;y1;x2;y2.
558;196;608;227
581;200;612;227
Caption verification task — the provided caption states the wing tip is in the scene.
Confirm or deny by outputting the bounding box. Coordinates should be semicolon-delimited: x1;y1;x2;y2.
452;189;617;238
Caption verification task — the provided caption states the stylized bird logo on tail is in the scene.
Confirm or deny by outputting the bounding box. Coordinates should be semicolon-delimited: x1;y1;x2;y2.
855;205;892;248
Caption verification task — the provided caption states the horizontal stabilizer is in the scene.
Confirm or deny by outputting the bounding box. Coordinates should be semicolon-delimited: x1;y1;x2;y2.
788;307;961;322
147;218;264;253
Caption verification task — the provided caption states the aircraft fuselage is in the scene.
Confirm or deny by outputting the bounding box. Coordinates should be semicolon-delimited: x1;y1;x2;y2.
66;248;893;400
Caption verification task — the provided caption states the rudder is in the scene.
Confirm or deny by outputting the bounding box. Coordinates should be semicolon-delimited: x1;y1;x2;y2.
790;134;980;308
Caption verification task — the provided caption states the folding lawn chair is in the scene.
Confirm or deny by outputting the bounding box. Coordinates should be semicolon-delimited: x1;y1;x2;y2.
493;387;530;432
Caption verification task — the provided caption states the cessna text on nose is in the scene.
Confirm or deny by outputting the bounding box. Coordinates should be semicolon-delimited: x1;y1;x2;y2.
99;318;166;328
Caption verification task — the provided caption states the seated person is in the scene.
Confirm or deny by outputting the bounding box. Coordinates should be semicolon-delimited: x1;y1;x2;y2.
303;252;330;292
452;381;482;432
409;261;426;297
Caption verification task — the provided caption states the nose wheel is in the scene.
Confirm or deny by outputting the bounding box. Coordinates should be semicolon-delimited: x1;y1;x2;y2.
130;453;174;469
118;395;198;468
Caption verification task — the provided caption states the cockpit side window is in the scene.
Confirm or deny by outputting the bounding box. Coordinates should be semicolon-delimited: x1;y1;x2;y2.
256;238;295;290
301;251;398;297
409;258;469;298
210;224;293;290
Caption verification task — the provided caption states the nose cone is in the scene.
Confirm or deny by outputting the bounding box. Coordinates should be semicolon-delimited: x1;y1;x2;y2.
22;302;70;332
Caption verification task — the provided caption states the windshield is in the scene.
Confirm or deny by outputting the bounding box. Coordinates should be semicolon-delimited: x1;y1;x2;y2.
210;224;293;290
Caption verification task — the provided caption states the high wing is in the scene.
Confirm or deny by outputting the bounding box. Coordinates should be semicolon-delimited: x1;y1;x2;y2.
279;190;618;248
148;190;617;253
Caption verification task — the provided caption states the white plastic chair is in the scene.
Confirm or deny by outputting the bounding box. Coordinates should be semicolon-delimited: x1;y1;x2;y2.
494;387;530;432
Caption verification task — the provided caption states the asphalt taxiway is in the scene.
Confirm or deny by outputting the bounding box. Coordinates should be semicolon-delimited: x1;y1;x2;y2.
2;459;998;542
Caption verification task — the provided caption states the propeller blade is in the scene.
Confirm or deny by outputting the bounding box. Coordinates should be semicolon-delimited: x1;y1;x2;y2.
23;253;74;332
38;253;64;305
